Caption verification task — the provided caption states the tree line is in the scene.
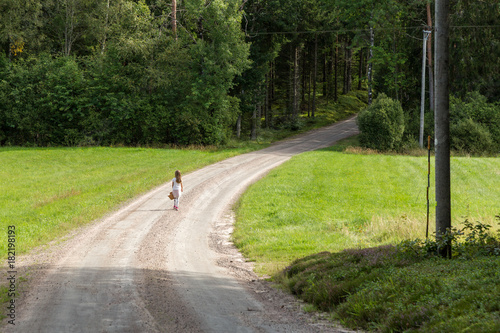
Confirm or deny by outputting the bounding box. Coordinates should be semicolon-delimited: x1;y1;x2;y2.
0;0;498;147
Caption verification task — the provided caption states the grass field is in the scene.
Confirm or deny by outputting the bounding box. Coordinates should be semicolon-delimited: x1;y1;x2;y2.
233;140;500;275
234;138;500;331
0;145;267;255
0;93;369;258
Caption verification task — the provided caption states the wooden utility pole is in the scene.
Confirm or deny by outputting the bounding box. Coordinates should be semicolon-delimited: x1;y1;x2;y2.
434;0;451;258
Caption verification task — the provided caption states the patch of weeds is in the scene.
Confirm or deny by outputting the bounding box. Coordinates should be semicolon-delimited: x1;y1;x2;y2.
277;246;418;312
276;219;500;332
398;218;500;259
301;303;318;313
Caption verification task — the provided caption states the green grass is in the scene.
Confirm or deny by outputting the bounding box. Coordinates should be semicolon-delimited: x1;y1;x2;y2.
278;247;500;332
252;90;367;143
234;137;500;331
0;145;269;256
233;142;500;274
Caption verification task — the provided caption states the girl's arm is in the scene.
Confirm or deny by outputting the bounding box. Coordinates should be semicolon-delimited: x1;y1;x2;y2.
181;183;184;192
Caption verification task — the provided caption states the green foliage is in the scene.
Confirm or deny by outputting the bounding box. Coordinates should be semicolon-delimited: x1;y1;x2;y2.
450;91;500;153
0;54;86;145
277;229;500;332
401;91;500;155
234;145;500;273
335;255;500;332
450;118;494;154
179;0;250;145
0;0;250;147
337;91;368;113
1;0;498;147
357;93;405;151
449;0;500;101
399;218;500;259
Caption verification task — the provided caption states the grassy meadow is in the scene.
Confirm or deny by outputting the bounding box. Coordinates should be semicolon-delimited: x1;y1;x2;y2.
0;92;368;259
234;137;500;331
234;138;500;274
0;145;266;255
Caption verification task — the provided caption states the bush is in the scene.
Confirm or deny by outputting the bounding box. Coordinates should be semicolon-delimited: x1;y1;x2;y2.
450;92;500;153
357;94;405;151
400;92;499;154
451;118;494;154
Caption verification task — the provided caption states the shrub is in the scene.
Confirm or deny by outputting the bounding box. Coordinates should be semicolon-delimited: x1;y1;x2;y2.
450;92;500;153
357;94;405;151
398;219;500;259
450;118;494;154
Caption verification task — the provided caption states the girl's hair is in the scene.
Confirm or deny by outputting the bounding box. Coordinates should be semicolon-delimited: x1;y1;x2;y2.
175;170;182;183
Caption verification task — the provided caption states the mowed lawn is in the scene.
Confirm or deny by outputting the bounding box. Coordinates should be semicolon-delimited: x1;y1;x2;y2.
0;146;255;255
234;147;500;274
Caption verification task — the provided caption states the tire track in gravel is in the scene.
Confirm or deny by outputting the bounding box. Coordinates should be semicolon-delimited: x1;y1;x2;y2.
3;116;359;333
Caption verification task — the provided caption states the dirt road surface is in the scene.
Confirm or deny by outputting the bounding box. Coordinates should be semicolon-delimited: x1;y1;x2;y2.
3;117;359;333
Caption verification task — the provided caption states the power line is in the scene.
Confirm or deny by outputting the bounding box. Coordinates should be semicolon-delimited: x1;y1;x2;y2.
246;25;500;37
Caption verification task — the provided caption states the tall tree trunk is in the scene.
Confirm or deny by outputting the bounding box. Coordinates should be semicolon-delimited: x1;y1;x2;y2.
368;25;374;104
251;104;257;140
326;49;332;105
288;45;293;116
270;61;275;101
268;62;274;126
172;0;177;40
101;0;110;54
393;31;399;101
292;45;300;119
357;48;363;90
343;42;352;94
64;0;75;56
307;70;312;117
257;90;262;133
236;114;241;139
301;48;307;110
334;36;338;101
343;43;347;94
328;46;334;104
8;35;12;60
323;52;327;97
312;35;317;117
427;3;434;111
265;72;270;128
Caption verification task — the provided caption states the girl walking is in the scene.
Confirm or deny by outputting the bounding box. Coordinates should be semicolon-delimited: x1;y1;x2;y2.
171;170;183;211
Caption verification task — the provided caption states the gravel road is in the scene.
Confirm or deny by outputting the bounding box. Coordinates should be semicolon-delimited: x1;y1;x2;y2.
3;116;359;333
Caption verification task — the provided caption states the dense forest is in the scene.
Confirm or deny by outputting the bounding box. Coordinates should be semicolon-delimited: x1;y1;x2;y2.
0;0;498;147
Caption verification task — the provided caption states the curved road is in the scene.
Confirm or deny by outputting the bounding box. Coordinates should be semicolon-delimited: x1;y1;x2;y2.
5;117;358;332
